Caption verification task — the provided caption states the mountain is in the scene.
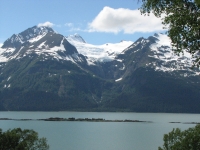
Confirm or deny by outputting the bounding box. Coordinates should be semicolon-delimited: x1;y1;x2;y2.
0;26;86;63
0;26;111;111
0;25;200;112
100;34;200;112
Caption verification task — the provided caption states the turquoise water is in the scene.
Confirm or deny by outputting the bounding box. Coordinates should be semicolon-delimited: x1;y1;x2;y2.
0;112;199;150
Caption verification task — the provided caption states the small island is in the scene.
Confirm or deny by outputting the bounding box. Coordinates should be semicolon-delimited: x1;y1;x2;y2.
0;117;151;123
39;117;151;122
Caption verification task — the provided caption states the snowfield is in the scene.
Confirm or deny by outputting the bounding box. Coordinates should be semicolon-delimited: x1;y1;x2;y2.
66;34;133;64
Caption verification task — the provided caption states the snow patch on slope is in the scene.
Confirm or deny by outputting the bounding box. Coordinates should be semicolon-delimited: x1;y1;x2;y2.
28;33;47;43
115;78;123;82
27;37;73;61
0;47;15;62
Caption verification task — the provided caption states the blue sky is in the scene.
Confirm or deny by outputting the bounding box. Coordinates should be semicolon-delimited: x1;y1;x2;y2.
0;0;165;45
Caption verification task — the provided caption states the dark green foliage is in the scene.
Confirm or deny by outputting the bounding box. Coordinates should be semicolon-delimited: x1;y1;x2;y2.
140;0;200;66
1;55;200;112
101;68;200;112
158;124;200;150
0;128;49;150
0;57;110;111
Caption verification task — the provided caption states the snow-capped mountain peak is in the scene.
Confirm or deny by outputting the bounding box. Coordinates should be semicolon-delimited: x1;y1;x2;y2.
0;26;84;63
149;33;193;67
66;33;86;43
2;26;54;49
129;33;199;76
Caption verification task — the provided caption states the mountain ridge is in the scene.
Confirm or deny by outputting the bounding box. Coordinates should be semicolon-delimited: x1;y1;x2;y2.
0;25;199;112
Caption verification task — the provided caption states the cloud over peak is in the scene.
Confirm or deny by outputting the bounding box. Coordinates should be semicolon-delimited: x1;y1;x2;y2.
88;6;164;34
37;21;54;27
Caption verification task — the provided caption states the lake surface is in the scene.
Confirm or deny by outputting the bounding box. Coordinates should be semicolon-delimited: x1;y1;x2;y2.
0;112;200;150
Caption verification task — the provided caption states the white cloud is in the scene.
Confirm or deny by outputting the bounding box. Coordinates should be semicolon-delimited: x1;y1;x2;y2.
37;21;54;27
65;23;86;32
88;6;165;34
65;23;73;27
0;43;3;47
